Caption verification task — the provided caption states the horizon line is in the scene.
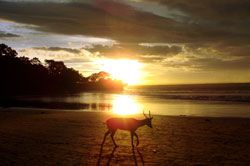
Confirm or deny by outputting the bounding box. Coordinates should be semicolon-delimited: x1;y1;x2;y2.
129;82;250;86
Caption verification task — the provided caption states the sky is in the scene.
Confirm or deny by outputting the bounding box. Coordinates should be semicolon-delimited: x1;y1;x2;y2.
0;0;250;85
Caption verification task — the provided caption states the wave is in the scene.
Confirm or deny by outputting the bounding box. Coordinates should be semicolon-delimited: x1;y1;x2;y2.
125;83;250;102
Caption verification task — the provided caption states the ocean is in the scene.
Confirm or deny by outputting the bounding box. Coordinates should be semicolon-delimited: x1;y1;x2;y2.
9;83;250;118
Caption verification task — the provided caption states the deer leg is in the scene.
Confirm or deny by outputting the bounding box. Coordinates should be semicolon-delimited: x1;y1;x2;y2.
110;130;118;147
134;132;140;146
101;130;110;146
130;131;134;148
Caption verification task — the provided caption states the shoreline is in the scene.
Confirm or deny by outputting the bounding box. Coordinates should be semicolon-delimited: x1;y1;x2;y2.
1;107;250;119
1;93;250;119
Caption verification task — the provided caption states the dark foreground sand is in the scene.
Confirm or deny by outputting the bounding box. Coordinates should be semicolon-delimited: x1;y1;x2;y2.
0;108;250;166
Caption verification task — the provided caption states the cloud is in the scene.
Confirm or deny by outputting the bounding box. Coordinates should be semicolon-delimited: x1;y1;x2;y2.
191;57;250;71
0;19;115;50
0;31;20;38
159;46;250;72
0;1;177;43
150;0;250;21
19;46;101;76
86;43;250;72
31;47;82;54
1;0;249;47
86;43;183;61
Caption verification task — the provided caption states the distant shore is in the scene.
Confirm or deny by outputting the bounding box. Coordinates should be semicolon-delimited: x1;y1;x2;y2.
0;98;112;110
0;108;250;165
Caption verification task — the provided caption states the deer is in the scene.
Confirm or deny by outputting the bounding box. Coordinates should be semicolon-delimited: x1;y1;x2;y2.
101;110;153;148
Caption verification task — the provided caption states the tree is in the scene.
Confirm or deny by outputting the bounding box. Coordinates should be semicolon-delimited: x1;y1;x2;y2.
0;43;17;57
0;43;124;95
88;71;111;82
45;60;67;76
30;57;42;65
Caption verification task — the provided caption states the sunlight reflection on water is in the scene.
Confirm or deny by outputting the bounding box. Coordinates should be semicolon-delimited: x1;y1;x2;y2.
20;92;250;117
112;95;141;115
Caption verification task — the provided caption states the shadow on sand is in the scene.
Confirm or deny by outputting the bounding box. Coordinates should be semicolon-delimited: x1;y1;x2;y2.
132;147;145;166
97;144;144;166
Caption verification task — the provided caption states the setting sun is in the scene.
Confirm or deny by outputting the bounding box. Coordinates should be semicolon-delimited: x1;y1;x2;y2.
99;59;142;85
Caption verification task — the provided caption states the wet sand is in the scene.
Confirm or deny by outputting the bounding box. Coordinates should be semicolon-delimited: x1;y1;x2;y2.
0;108;250;165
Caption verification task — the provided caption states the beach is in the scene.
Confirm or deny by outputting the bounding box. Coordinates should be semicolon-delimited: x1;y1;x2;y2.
0;108;250;165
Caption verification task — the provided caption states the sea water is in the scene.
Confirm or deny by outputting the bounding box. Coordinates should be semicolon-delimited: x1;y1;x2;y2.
19;83;250;117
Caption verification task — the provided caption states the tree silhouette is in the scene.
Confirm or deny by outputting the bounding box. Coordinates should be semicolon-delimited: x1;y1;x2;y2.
0;44;124;95
30;57;42;65
0;43;17;57
88;71;111;82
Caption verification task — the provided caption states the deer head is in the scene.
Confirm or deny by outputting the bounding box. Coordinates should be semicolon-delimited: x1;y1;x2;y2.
143;110;153;128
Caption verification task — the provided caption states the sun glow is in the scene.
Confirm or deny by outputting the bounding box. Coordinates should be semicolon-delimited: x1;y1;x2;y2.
112;95;140;115
100;59;142;85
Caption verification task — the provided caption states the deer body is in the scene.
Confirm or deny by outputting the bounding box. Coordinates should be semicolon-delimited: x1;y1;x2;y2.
101;111;153;147
106;118;148;131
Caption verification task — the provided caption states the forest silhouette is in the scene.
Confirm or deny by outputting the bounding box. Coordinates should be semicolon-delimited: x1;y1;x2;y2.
0;44;124;96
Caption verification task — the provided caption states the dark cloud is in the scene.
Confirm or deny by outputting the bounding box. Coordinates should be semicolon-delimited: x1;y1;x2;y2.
141;0;250;46
32;47;82;54
0;1;177;43
88;44;182;55
136;45;182;56
215;45;250;58
0;31;20;38
0;0;250;46
150;0;250;21
191;57;250;70
86;44;182;61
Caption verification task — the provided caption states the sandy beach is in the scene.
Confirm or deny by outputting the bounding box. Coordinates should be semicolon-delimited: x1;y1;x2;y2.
0;108;250;166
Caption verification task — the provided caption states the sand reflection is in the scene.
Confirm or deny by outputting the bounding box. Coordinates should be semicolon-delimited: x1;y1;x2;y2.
112;95;141;115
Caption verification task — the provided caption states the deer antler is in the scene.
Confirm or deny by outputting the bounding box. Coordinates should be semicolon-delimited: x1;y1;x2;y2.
143;110;148;118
